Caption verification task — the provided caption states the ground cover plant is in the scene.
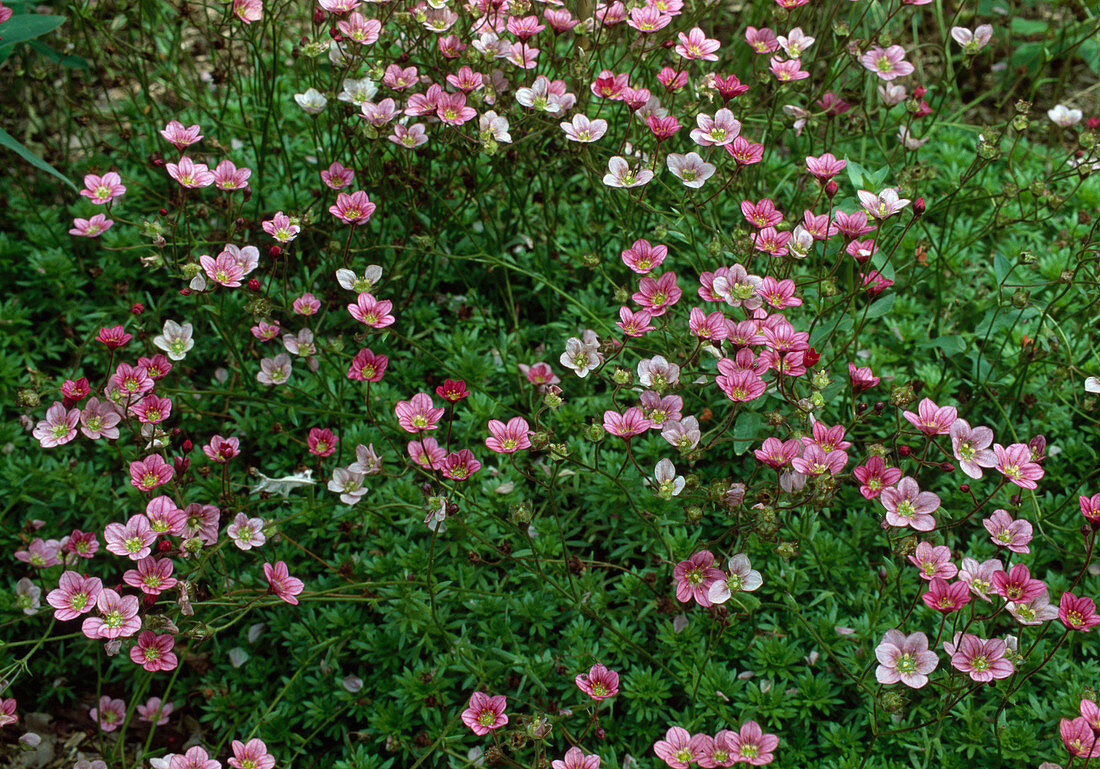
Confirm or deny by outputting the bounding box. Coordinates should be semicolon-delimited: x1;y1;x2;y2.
2;0;1100;766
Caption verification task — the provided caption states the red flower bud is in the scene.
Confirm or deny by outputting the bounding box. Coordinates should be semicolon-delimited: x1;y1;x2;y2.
913;86;927;99
174;456;190;475
131;302;145;315
803;347;820;368
269;245;281;258
181;439;193;452
940;462;954;472
158;208;169;216
179;288;192;296
158;540;173;553
898;445;911;457
825;180;838;199
913;197;926;216
312;8;324;23
248;278;261;292
959;483;970;493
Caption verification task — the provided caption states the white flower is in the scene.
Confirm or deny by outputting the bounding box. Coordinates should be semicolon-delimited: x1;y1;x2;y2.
153;320;194;361
603;156;653;188
666;152;716;188
653;459;685;499
560;335;602;377
560;114;608;142
1048;104;1083;127
337;77;379;106
228;648;250;668
708;554;763;604
776;27;815;58
294;88;328;115
1086;377;1100;394
898;125;929;149
950;24;993;54
336;265;383;292
479;110;512;143
328;467;368;505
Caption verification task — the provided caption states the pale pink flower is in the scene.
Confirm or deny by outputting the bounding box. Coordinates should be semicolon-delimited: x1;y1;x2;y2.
675;26;720;60
552;747;600;769
777;27;814;57
81;588;141;639
80;172;126;204
169;746;222;769
881;477;939;531
637;355;680;388
560;336;602;377
689;108;741;147
903;398;957;435
347;292;395;328
604;156;654;188
461;692;508;735
338;11;380;43
257;353;293;385
993;442;1044;488
227;513;266;550
15;538;61;568
160;121;202;149
104;515;156;560
130;631;178;672
0;698;15;728
166;156;214;188
137;697;173;726
951;24;993;55
145;496;186;537
860;45;915;81
949;634;1013;682
667;152;716;188
1007;592;1059;625
744;26;777;54
874;629;938;688
229;738;275;769
408;438;446;470
69;214;113;237
673;550;725;607
233;0;262;23
46;571;103;621
292;292;321;316
560;114;608;142
321;161;355;189
263;561;304;605
708;553;762;604
485;417;531;453
857;188;911;219
958;557;1004;602
33;402;80;447
949;419;996;478
908;542;957;581
89;696;127;732
983;509;1033;553
129;454;174;491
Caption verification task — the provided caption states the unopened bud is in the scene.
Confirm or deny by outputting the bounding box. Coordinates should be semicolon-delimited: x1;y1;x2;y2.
898;445;911;457
913;197;925;216
825;180;838;199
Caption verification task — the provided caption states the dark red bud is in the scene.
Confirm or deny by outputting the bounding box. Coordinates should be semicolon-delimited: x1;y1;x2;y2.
873;401;885;414
131;303;145;315
269;246;281;258
158;540;173;553
1010;493;1022;506
179;288;192;296
913;86;927;98
143;594;157;607
855;402;867;414
940;462;954;472
312;8;324;23
248;278;261;292
174;456;190;475
171;427;181;437
242;189;252;202
1083;524;1093;537
825;180;838;199
151;157;165;168
913;197;926;216
181;439;193;452
959;483;970;493
158;208;169;216
898;445;911;457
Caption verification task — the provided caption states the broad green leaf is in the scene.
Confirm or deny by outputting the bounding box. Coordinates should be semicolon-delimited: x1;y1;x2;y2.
993;253;1013;285
864;294;895;319
0;13;65;48
0;126;77;190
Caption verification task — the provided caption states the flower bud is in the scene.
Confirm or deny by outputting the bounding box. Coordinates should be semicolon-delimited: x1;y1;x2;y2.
913;197;925;216
898;445;911;457
959;483;970;493
825;180;838;199
174;456;190;475
131;302;145;315
248;278;261;292
585;423;606;443
312;7;325;22
269;245;281;258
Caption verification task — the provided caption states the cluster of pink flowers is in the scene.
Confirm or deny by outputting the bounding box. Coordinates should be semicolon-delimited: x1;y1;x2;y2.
654;722;779;767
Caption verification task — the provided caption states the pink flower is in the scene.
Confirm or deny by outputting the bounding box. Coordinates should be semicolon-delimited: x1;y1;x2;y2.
948;634;1013;682
137;697;173;725
858;188;911;219
637;355;680;388
200;251;246;287
461;692;508;735
229;738;276;769
805;152;846;180
1007;592;1059;625
603;407;652;438
673;550;725;607
982;509;1033;553
617;306;656;336
395;393;445;433
486;417;531;453
408;438;446;470
252;320;280;342
921;578;971;613
949;419;996;478
1061;716;1100;758
257;354;292;385
81;588;141;639
626;4;670;32
89;696;127;732
675;26;720;60
321;162;355;189
166;156;215;188
0;698;15;728
123;556;177;595
575;663;619;700
348;292;395;328
791;445;847;476
874;629;938;687
63;529;100;558
688;307;727;341
993;442;1044;489
744;26;778;54
520;362;560;388
756;277;801;309
633;272;682;316
227;513;266;550
769;56;809;81
716;367;767;403
991;563;1046;602
690;108;740;147
724;136;765;165
726;720;778;765
329;190;376;225
860;45;915;81
654;726;705;769
130;631;178;672
435;91;477;125
603;156;654;188
552;747;601;769
308;427;338;457
834;210;877;238
292;292;321;316
261;211;300;242
233;0;262;23
338;11;380;43
104;514;156;560
755;437;801;469
69;213;114;237
561;114;608;142
80;172;126;204
46;571;103;621
160;121;202;149
129;454;175;491
903;398;957;435
263;561;304;605
33;402;80;448
957;557;1004;602
881;477;939;531
908;542;957;581
212;160;251;190
1059;591;1100;631
203;435;240;463
169;746;221;769
15;538;61;568
389;123;428;148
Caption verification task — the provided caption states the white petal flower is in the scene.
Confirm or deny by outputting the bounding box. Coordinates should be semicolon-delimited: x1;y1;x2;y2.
294;88;328;115
153;320;195;361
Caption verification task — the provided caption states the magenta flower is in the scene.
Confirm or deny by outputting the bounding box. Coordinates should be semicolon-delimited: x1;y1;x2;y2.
575;663;619;700
485;417;532;453
948;634;1013;682
922;578;971;613
200;251;245;287
881;477;939;531
440;449;481;481
993;442;1044;489
991;564;1046;602
96;326;131;351
903;398;958;435
860;45;915;81
654;727;706;769
603;407;653;438
716;368;767;403
908;542;957;581
263;561;304;605
347;348;388;382
982;509;1033;553
395;392;445;433
0;698;15;727
212;160;251;190
805;152;846;180
673;550;725;607
754;437;801;469
874;630;938;688
104;514;156;560
130;631;178;672
33;401;80;448
46;571;103;621
123;556;177;595
617;306;656;337
89;696;127;732
229;738;275;769
69;213;114;237
1061;717;1100;758
853;456;903;499
727;720;778;766
461;692;508;735
321;161;355;189
166;156;214;188
791;445;847;476
308;427;338;457
633;272;682;316
329;190;376;225
203;435;240;463
552;746;601;769
129;454;174;491
81;588;141;639
15;538;61;568
146;496;186;536
949;419;996;479
80;172;126;204
347;292;395;328
1059;591;1100;631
